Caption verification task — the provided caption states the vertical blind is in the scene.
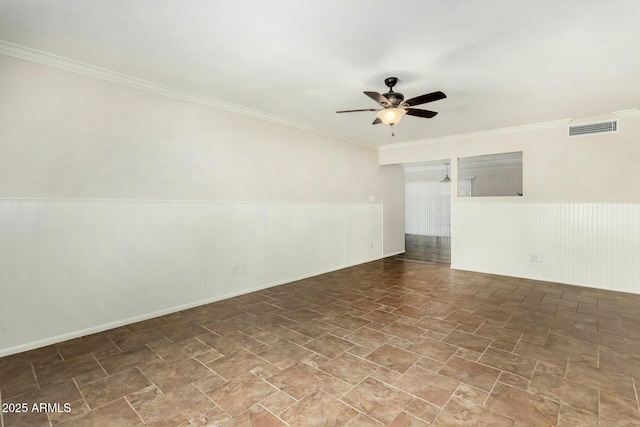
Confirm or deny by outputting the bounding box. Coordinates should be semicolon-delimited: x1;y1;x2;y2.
458;178;474;197
405;179;474;236
405;181;451;236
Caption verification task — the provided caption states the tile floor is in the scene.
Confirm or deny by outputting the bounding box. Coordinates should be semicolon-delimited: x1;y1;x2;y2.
2;259;640;426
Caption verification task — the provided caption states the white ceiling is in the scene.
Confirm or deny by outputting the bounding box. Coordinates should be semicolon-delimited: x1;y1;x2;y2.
1;0;639;146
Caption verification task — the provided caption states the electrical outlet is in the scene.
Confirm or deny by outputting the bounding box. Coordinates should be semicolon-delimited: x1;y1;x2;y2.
369;241;374;248
239;263;246;274
530;254;544;263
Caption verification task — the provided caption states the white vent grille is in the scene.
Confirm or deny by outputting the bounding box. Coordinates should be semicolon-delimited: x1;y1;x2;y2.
568;119;618;137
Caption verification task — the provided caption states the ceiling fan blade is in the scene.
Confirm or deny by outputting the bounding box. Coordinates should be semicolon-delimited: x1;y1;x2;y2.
372;117;382;125
336;108;381;113
405;108;438;118
403;91;446;107
364;91;391;106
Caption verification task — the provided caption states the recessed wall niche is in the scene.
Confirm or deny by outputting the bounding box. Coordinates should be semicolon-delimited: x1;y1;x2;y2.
457;152;523;197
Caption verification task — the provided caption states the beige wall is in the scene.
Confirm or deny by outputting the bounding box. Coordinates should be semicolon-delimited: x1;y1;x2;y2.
0;54;405;255
0;54;407;354
462;167;523;197
381;116;640;202
381;114;640;294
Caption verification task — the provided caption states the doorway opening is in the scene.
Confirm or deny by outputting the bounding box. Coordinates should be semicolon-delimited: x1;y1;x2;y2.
398;160;452;264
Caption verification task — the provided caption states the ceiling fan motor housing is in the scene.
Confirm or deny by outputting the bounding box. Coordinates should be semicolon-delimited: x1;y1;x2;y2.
383;77;403;106
384;77;399;88
383;92;404;107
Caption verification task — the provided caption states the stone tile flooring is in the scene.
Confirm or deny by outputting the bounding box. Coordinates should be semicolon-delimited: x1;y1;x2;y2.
2;259;640;426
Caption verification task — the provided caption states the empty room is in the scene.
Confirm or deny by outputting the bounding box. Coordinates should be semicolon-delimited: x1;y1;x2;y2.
1;1;639;426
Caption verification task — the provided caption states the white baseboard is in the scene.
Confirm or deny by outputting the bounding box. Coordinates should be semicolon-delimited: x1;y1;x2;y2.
0;256;382;357
383;250;405;257
450;264;640;296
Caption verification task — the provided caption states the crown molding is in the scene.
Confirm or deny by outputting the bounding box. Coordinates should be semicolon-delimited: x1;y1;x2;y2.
0;40;375;149
381;108;640;151
3;41;638;152
380;119;571;150
614;108;640;118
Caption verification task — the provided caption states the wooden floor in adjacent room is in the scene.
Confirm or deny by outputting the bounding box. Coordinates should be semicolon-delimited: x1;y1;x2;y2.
2;259;640;426
393;235;451;265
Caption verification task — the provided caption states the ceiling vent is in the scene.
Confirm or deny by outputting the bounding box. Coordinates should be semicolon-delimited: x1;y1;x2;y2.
568;119;618;137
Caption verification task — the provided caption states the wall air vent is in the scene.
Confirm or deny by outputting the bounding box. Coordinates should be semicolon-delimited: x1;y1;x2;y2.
568;119;618;137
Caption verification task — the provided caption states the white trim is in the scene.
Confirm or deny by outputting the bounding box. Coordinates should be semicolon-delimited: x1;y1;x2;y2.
450;265;639;296
384;250;405;258
4;40;639;152
381;119;571;150
0;257;381;357
381;109;640;151
0;256;382;357
615;108;640;118
0;200;384;356
450;202;640;295
0;197;383;206
0;40;374;149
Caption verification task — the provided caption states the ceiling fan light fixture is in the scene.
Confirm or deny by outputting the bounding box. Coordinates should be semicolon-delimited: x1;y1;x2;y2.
376;108;406;125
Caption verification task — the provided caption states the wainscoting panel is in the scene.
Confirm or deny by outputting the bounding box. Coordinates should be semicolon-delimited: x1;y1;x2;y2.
0;200;383;356
346;204;384;264
451;202;640;294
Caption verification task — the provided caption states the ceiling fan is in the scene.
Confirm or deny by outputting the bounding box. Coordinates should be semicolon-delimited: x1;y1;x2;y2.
336;77;446;134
